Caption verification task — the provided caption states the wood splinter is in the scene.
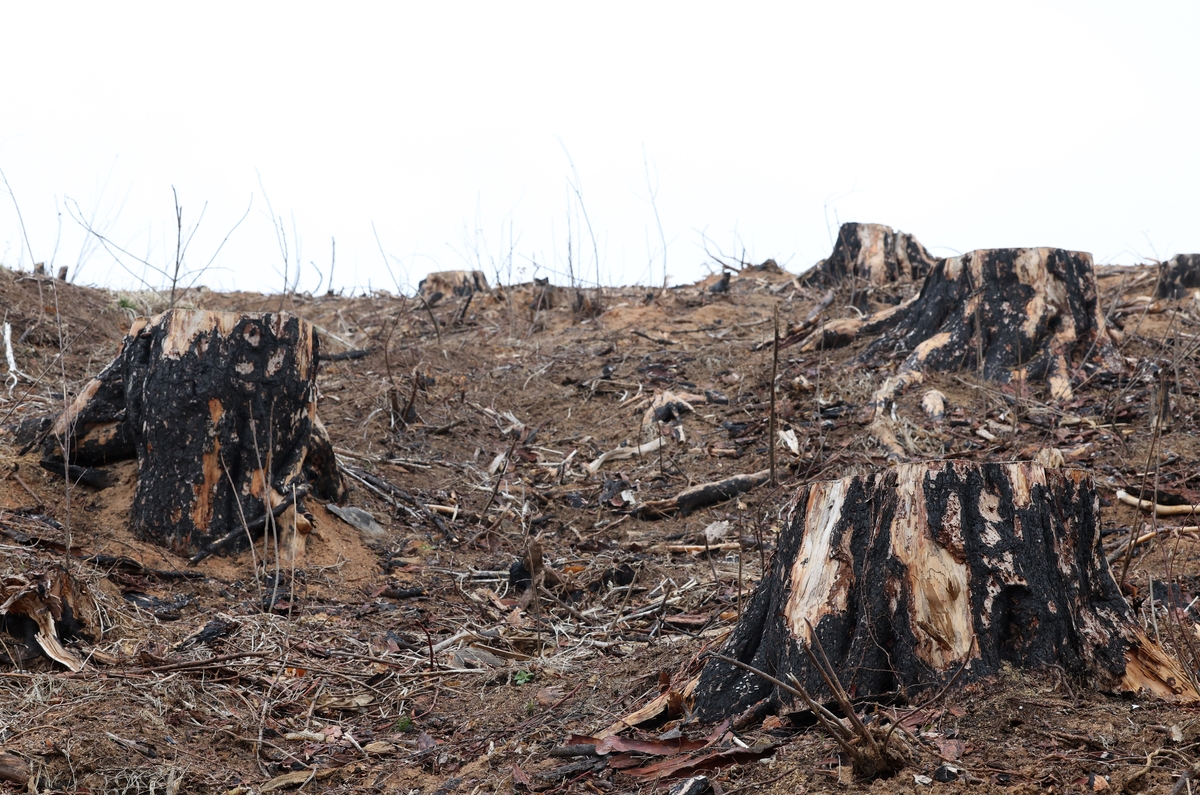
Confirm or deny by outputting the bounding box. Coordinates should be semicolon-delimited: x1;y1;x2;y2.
1115;489;1200;517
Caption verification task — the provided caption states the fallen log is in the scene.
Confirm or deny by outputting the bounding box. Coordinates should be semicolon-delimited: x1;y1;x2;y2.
694;461;1195;722
44;309;347;559
1115;489;1200;517
586;437;665;474
637;469;769;518
0;752;29;786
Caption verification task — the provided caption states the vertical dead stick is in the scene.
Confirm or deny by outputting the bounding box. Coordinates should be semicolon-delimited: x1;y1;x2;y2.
769;304;779;487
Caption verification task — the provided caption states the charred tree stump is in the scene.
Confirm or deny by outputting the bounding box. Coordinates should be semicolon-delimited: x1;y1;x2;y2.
695;462;1194;723
802;223;937;310
1155;254;1200;299
804;248;1121;399
46;309;346;560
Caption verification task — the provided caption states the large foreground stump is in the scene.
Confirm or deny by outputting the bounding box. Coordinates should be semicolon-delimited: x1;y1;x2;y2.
695;461;1194;722
47;309;346;559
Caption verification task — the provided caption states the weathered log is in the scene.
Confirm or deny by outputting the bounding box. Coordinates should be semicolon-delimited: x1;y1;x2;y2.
45;309;346;559
1155;254;1200;299
803;248;1121;401
637;469;770;519
694;461;1194;722
802;223;937;308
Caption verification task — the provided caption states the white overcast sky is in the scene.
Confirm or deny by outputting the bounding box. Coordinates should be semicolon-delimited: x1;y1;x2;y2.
2;2;1198;295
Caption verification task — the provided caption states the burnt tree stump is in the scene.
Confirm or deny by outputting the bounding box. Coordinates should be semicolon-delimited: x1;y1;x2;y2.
695;461;1194;722
804;248;1121;400
802;222;937;310
1155;254;1200;300
46;309;346;560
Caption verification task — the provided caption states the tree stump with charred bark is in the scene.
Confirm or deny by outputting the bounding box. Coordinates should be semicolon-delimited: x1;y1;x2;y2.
802;222;937;310
1156;254;1200;300
45;309;346;560
804;248;1121;401
694;461;1194;722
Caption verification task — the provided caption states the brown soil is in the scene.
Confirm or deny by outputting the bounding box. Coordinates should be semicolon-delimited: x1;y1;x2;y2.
2;261;1200;793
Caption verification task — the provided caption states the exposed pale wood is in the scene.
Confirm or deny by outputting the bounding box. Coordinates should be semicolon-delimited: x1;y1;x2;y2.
1116;489;1200;517
1;567;99;671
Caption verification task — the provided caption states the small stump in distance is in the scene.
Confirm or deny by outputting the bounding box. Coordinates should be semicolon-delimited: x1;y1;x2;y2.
802;222;938;309
803;248;1122;401
48;309;346;560
1156;254;1200;299
694;461;1194;723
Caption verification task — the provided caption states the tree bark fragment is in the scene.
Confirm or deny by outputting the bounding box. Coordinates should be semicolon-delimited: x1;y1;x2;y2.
1;566;99;671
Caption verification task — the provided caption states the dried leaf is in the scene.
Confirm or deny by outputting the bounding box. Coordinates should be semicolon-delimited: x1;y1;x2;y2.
261;769;317;792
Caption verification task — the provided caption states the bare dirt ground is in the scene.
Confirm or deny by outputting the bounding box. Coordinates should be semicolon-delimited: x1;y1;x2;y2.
2;257;1200;794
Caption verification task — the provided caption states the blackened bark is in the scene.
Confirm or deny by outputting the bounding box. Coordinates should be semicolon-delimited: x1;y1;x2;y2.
694;461;1193;722
1155;254;1200;299
46;309;346;558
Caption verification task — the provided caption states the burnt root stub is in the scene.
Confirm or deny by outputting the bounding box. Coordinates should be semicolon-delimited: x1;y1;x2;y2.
1155;254;1200;299
0;567;99;671
694;461;1193;723
854;248;1121;399
46;309;347;558
802;222;937;309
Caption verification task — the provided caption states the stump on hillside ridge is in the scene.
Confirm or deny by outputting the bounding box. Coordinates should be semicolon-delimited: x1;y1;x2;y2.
1155;254;1200;300
46;309;346;559
803;248;1121;400
694;461;1194;723
802;223;937;309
